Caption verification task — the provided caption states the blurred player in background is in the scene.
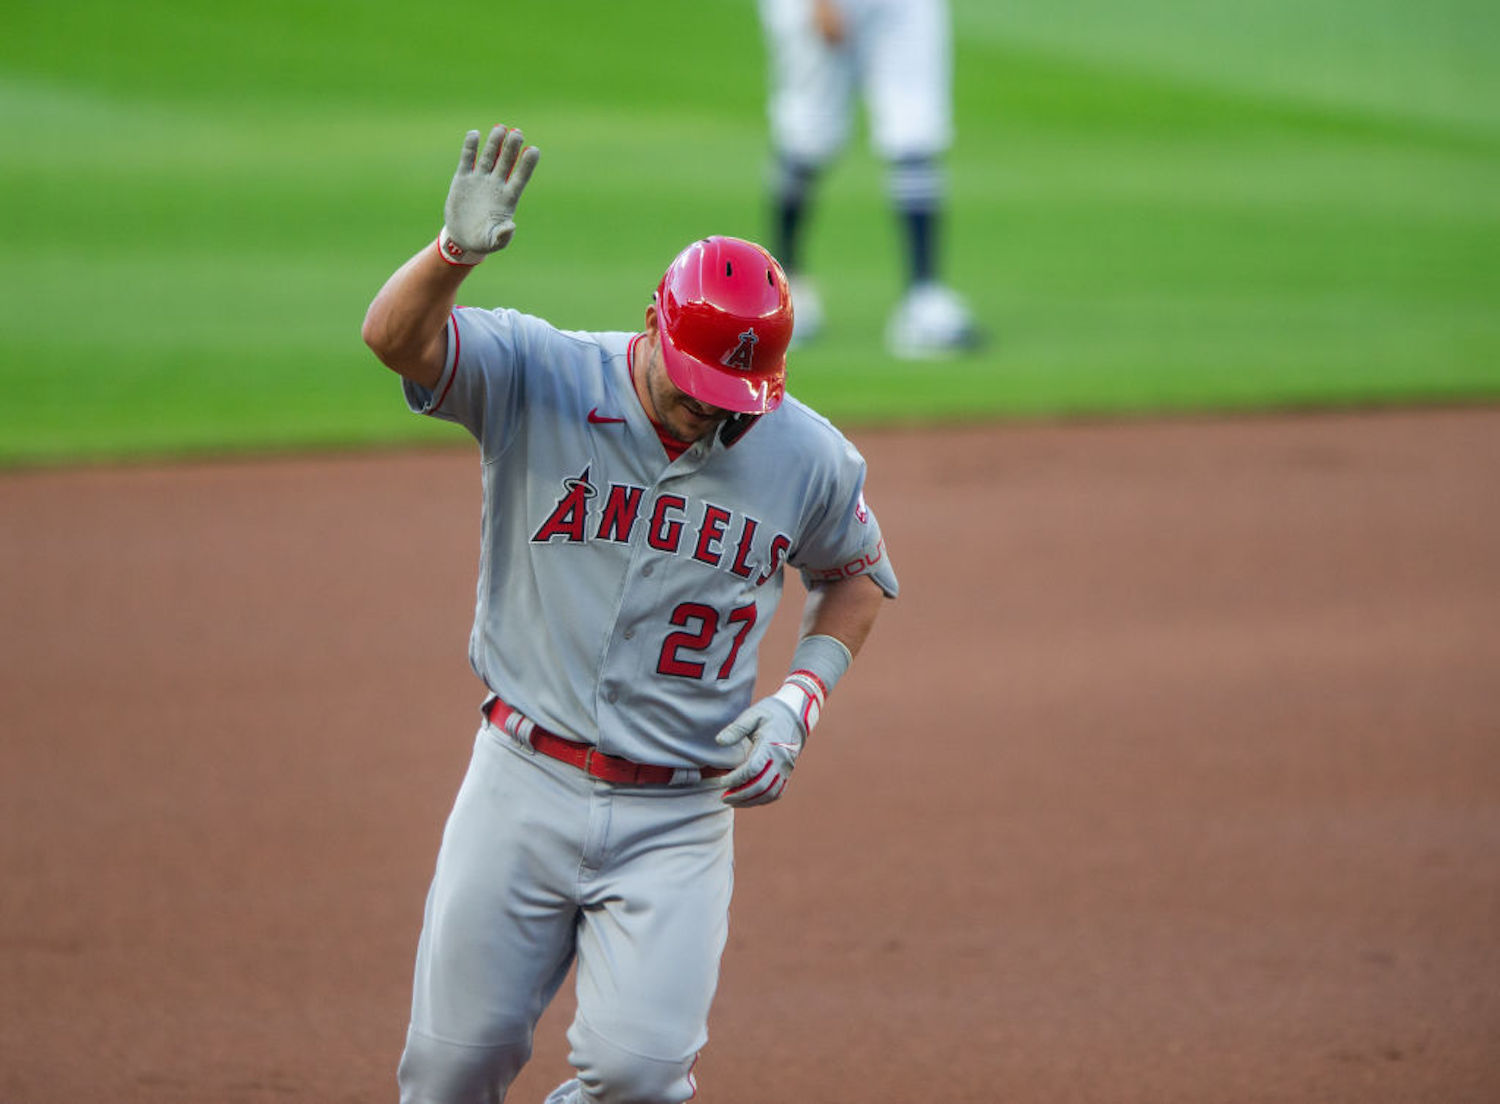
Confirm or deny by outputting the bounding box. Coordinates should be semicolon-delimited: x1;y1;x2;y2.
758;0;979;357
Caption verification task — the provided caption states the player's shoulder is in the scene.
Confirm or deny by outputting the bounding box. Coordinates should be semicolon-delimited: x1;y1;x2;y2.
752;392;864;466
456;306;618;346
563;328;635;361
765;392;849;441
456;307;631;364
774;391;838;432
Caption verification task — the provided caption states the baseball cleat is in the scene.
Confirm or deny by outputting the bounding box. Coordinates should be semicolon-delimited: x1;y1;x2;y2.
885;282;981;359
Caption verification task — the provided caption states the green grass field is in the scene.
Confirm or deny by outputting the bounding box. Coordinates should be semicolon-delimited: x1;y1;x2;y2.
2;0;1497;465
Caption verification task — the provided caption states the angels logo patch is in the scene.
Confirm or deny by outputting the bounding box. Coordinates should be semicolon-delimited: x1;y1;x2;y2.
721;328;758;372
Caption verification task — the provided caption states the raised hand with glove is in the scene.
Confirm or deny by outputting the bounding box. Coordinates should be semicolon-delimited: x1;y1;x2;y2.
716;633;852;808
439;124;541;266
361;122;541;388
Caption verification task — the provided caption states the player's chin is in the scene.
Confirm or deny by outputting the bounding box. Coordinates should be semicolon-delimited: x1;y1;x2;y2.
675;404;728;440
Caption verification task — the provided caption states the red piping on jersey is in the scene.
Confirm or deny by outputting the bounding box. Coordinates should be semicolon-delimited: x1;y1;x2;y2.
628;332;694;460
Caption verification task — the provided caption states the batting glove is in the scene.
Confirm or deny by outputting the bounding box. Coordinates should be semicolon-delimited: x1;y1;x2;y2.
715;671;827;808
439;125;540;266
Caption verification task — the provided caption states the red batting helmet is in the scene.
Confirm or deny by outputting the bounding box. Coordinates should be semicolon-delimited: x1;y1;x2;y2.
654;236;793;415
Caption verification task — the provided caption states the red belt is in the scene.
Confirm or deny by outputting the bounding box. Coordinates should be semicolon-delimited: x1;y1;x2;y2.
485;697;728;786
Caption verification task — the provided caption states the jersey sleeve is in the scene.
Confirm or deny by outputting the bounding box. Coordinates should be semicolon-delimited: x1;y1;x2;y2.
789;439;899;598
402;307;540;460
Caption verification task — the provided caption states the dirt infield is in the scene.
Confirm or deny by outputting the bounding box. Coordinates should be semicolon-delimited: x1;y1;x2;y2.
2;407;1497;1104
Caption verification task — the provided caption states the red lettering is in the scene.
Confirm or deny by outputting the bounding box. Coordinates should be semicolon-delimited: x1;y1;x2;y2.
717;603;758;679
728;516;759;578
648;494;687;552
656;601;759;681
597;484;645;543
693;505;732;567
756;534;791;586
658;603;716;678
806;538;886;581
531;476;595;543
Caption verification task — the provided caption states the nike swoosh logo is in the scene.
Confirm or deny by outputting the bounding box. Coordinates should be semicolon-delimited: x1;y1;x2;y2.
588;408;627;424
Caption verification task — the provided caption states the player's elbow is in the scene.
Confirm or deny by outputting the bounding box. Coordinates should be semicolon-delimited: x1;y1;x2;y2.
360;303;400;367
361;306;439;387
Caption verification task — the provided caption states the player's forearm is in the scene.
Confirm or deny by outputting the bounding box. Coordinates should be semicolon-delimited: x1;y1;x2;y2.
361;240;471;389
719;575;883;808
799;574;886;658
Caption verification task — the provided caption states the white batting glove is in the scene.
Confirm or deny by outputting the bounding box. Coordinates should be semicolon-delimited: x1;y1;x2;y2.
439;125;540;266
715;671;827;807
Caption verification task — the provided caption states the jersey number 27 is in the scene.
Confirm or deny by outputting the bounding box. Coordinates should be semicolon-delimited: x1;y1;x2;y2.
657;601;757;680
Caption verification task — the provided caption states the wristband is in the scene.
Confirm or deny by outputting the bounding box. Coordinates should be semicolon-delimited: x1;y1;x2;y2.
788;633;851;694
773;634;853;736
437;227;483;267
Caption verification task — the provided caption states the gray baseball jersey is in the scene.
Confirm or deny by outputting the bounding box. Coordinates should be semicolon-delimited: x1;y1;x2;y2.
404;305;898;770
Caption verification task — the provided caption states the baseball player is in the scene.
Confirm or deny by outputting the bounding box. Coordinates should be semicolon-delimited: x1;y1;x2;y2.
361;124;898;1104
758;0;978;356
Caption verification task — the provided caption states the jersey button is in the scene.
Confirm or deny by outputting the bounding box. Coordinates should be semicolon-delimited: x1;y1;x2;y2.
641;564;654;576
623;627;635;640
607;691;619;703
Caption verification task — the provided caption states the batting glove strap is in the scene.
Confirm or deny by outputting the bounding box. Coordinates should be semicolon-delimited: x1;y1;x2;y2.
773;670;827;734
437;227;484;267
